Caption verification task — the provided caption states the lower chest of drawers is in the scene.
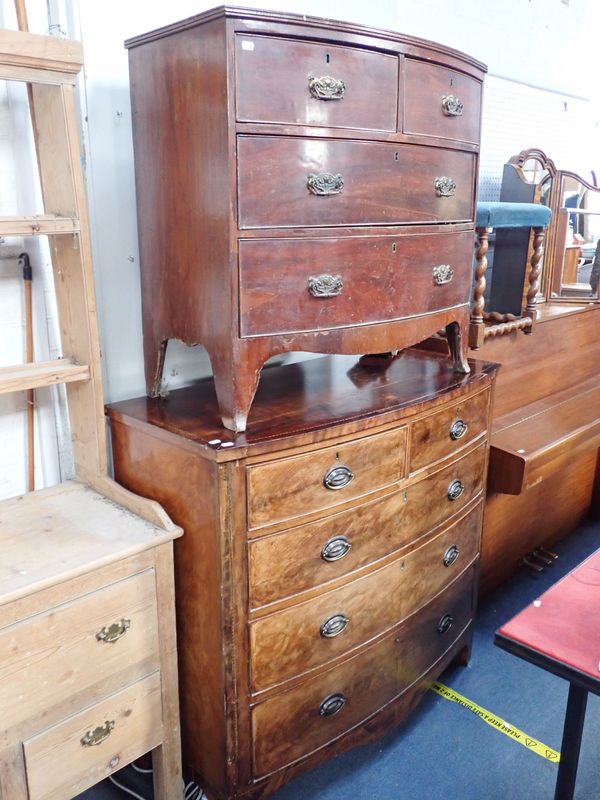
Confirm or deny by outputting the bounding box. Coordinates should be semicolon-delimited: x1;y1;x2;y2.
108;354;497;800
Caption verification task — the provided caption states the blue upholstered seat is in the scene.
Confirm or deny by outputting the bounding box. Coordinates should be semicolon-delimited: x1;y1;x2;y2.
476;201;552;229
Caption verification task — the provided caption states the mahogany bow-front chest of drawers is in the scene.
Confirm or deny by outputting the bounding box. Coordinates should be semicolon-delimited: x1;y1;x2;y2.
126;7;487;431
107;350;498;800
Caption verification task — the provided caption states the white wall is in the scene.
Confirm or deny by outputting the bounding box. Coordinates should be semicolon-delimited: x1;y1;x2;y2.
1;0;599;498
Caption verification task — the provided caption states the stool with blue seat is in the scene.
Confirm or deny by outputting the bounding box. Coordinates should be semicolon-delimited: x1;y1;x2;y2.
469;201;553;349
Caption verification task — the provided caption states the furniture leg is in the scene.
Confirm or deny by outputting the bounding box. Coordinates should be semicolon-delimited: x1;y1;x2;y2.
144;332;168;397
0;747;29;800
445;321;470;373
523;227;544;333
469;227;489;349
554;683;588;800
210;345;266;432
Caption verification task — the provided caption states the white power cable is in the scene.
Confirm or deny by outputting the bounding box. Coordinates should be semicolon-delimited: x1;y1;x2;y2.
108;764;208;800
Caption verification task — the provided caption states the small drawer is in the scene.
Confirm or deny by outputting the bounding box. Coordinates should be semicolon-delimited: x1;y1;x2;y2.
248;449;484;608
251;564;474;776
235;35;398;132
403;59;482;143
23;673;163;800
237;136;476;229
239;231;473;337
249;504;481;692
247;427;407;530
409;389;489;472
0;570;159;731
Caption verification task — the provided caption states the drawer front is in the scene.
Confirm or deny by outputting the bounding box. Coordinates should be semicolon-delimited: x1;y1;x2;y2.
252;565;474;776
409;389;490;472
23;673;163;800
249;446;485;608
403;59;482;143
247;427;407;530
0;570;159;731
239;231;473;337
235;35;398;132
250;504;481;692
237;136;476;229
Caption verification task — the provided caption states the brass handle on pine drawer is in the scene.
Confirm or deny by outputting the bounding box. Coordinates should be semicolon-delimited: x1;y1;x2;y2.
308;75;346;100
432;264;454;286
434;176;456;197
307;173;344;196
320;613;349;638
437;614;454;635
442;94;464;116
443;544;460;567
447;479;465;501
323;464;354;490
308;274;343;298
449;419;467;440
319;693;347;717
321;535;352;562
96;618;131;643
81;720;115;747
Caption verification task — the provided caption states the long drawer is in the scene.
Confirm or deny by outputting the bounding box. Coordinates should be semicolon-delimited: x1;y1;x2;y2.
247;426;407;530
250;505;481;692
23;673;163;800
239;231;473;337
0;570;159;733
237;136;476;229
251;564;475;776
248;445;486;608
235;34;398;132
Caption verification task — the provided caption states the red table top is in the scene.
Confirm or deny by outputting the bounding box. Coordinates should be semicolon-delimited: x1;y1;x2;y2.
497;548;600;682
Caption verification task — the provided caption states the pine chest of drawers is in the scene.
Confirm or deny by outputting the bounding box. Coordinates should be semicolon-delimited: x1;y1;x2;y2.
107;350;497;800
125;7;487;432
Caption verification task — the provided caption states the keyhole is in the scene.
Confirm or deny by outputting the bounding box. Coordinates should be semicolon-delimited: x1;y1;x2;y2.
326;52;330;64
394;152;399;161
450;77;454;87
392;242;397;253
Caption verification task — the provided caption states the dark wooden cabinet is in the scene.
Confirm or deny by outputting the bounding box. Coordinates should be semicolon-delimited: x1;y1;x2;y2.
107;350;497;800
126;7;486;431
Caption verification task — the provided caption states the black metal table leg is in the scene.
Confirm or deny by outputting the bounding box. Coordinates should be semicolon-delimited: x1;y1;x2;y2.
554;683;588;800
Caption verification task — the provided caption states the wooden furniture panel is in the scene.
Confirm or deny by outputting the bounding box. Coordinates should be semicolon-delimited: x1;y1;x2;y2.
239;231;473;337
251;564;475;776
246;427;407;529
0;570;158;732
409;387;489;472
235;34;398;131
23;673;163;800
127;8;485;430
237;136;476;229
108;351;497;799
403;59;482;143
250;506;480;692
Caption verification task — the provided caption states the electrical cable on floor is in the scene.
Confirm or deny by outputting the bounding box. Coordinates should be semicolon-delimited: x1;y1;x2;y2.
108;761;208;800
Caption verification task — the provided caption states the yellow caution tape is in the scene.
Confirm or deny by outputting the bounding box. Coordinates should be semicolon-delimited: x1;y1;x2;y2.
430;681;560;762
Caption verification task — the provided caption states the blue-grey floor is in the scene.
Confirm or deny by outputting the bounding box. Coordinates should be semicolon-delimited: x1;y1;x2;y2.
80;519;600;800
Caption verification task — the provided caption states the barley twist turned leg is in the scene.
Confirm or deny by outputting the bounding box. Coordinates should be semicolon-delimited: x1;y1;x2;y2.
469;227;489;350
524;226;544;333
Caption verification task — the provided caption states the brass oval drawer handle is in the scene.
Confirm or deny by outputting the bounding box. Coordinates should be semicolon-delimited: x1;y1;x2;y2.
307;172;344;196
323;464;354;490
447;479;465;501
320;613;349;638
319;693;347;717
437;614;454;635
81;719;115;747
449;419;468;440
442;94;464;116
321;535;352;562
308;274;343;298
443;544;460;567
96;618;131;643
434;176;456;197
432;264;454;286
308;75;346;100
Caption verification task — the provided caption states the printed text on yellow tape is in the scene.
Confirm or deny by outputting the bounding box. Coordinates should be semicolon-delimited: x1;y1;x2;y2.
430;682;560;762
